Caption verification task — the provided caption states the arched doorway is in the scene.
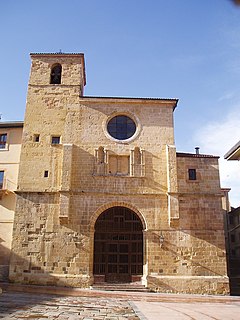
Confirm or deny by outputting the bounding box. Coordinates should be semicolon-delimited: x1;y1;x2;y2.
94;206;143;283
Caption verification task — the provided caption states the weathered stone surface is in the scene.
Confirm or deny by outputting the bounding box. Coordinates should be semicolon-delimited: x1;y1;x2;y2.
7;53;229;294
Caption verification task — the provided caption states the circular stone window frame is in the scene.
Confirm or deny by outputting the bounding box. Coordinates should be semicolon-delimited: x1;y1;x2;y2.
103;112;141;144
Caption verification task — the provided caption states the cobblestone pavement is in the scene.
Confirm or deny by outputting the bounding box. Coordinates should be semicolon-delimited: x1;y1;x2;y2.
0;292;139;319
1;289;240;320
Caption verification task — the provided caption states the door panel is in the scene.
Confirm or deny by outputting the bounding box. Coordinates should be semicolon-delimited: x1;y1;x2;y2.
94;206;143;283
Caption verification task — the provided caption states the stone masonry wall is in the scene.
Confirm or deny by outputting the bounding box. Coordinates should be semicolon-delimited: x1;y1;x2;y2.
9;53;229;294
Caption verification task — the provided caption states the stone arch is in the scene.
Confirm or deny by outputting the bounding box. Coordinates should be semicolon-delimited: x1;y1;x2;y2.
50;63;62;84
90;201;147;233
91;203;146;283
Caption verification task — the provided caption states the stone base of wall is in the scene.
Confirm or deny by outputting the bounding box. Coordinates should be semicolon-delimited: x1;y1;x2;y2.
9;272;93;288
147;275;230;295
8;273;230;295
0;265;9;282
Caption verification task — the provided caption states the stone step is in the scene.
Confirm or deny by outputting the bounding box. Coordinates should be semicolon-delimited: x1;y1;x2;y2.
92;282;151;292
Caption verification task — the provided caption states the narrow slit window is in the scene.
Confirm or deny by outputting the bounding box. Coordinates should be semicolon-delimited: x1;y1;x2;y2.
188;169;197;180
44;171;49;178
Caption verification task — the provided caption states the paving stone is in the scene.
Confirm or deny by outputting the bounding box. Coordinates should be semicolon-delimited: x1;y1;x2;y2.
0;292;140;319
1;290;240;320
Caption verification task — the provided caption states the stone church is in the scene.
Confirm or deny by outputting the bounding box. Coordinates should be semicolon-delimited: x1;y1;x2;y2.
8;52;229;294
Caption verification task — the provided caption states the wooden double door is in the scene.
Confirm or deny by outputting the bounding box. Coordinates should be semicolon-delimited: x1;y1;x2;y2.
94;206;143;283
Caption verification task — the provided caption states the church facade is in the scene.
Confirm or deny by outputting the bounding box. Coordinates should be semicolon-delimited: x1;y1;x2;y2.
8;53;229;294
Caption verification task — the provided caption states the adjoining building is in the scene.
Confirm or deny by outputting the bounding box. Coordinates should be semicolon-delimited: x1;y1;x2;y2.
225;141;240;161
224;142;240;295
0;122;23;280
5;53;229;294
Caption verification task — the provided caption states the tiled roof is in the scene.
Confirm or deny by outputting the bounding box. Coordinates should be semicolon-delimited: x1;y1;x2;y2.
30;52;84;55
83;96;178;101
176;152;219;159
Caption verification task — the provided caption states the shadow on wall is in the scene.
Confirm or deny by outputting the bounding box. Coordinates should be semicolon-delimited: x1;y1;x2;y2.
7;189;92;288
0;250;138;318
153;232;224;276
1;243;107;316
0;245;58;316
1;243;73;288
3;145;228;294
1;192;16;211
0;241;11;281
149;221;227;278
70;146;168;195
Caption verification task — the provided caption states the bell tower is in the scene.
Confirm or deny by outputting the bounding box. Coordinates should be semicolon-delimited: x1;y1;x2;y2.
29;52;86;93
17;52;86;191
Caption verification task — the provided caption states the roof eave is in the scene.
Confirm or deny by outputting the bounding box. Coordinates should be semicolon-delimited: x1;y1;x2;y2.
224;141;240;160
80;96;178;109
176;152;219;159
0;121;24;128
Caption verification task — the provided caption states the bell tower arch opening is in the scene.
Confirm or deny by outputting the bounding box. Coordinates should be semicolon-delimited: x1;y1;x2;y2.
50;63;62;84
93;206;143;283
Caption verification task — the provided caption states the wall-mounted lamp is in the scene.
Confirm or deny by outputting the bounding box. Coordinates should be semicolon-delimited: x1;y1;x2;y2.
159;231;164;247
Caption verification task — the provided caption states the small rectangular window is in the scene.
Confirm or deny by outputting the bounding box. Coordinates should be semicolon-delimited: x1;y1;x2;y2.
0;133;7;149
0;171;4;189
188;169;196;180
51;136;61;144
33;134;40;142
44;170;49;177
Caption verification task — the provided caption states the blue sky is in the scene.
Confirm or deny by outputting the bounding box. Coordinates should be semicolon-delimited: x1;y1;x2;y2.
0;0;239;205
